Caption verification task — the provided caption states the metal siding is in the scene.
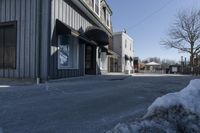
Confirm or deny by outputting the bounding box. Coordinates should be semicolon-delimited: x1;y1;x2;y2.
50;0;93;79
30;0;36;78
4;0;9;77
0;0;39;79
40;0;51;81
25;0;31;78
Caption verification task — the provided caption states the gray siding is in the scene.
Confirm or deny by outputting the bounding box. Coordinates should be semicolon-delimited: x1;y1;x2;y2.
49;0;95;79
51;0;93;35
0;0;50;80
0;0;112;80
0;0;38;79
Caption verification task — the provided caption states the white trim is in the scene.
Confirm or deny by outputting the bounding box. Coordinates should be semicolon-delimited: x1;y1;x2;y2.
93;0;101;17
106;10;111;28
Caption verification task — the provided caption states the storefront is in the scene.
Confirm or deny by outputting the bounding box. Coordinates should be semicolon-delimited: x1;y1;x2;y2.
0;0;113;82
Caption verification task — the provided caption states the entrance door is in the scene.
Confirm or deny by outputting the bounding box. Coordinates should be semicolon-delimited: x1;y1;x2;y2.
85;44;96;75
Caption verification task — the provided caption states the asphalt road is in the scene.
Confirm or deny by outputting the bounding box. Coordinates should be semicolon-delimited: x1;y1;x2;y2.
0;75;198;133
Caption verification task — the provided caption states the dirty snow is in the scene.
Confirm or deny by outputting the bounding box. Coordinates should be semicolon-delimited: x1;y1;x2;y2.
107;79;200;133
146;79;200;117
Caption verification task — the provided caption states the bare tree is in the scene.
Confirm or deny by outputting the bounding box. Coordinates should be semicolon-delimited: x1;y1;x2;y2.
162;10;200;68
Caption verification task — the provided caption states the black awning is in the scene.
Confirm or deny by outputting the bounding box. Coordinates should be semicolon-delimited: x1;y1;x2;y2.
56;20;96;45
125;55;130;60
130;57;133;61
56;19;77;35
79;35;97;46
100;47;112;55
84;26;109;46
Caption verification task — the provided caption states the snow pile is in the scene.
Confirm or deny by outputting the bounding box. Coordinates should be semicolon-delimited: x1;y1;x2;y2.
107;79;200;133
146;79;200;117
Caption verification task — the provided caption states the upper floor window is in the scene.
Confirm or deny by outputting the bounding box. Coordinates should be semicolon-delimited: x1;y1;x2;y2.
130;43;132;51
106;12;110;27
94;0;100;15
103;7;106;22
92;0;95;10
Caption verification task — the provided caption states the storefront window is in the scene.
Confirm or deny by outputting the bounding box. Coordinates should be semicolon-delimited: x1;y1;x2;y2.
58;35;79;69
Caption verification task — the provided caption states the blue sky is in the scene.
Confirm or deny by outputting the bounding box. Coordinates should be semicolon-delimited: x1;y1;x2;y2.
107;0;200;61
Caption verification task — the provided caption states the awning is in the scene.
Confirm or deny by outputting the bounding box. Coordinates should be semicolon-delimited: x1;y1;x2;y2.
101;47;120;58
130;57;133;61
146;62;161;66
107;50;120;58
101;47;112;56
84;26;109;46
56;19;79;36
56;19;96;45
125;55;130;60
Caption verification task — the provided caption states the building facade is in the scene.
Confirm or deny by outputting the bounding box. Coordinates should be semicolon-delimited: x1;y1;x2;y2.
113;31;134;73
0;0;113;82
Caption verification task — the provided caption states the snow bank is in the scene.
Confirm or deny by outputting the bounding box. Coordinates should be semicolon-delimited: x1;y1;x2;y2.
145;79;200;117
107;79;200;133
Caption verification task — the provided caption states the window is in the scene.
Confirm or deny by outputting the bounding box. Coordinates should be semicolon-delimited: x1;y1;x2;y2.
103;7;106;22
125;39;127;48
0;21;17;69
106;12;110;27
58;35;79;69
95;0;100;15
130;43;132;51
92;0;95;10
92;0;100;15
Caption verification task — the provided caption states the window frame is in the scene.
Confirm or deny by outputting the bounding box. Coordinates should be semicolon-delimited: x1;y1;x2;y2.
92;0;100;17
57;35;79;70
0;21;17;70
106;11;111;27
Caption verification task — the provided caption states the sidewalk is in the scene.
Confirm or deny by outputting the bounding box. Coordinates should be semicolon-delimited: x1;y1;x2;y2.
132;73;191;77
0;78;35;86
0;73;131;86
48;73;131;83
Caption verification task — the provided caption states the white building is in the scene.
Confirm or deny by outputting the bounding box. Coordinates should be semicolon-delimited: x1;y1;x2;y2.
113;31;134;74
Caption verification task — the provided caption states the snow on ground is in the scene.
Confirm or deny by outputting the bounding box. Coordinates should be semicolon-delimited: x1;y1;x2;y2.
146;79;200;117
107;79;200;133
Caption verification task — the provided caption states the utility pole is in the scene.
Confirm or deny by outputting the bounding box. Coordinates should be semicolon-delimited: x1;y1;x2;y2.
181;56;184;74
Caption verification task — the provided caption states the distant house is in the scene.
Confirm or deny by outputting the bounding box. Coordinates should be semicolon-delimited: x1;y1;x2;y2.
0;0;115;82
112;31;134;74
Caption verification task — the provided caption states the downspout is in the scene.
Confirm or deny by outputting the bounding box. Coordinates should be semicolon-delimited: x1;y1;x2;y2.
47;0;52;81
37;0;42;84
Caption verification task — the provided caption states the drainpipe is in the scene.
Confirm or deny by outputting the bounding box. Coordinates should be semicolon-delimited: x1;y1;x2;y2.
37;0;42;84
98;47;101;74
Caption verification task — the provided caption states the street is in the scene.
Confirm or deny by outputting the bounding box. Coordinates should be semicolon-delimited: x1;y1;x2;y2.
0;75;198;133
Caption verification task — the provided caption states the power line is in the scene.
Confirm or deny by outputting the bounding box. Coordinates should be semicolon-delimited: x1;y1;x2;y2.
127;0;174;30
